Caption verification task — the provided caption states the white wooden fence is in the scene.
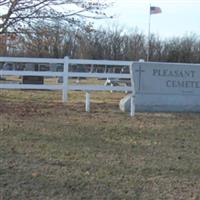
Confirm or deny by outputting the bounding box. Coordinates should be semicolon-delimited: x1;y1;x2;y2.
0;56;135;116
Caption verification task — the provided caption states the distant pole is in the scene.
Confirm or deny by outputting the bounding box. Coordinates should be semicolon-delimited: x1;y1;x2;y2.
147;4;151;62
147;5;162;62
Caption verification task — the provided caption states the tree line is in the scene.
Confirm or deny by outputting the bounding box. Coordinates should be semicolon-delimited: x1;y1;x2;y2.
1;21;200;63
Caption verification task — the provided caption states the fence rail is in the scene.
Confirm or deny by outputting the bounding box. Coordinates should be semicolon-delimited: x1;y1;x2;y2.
0;57;64;64
0;70;63;77
0;56;135;116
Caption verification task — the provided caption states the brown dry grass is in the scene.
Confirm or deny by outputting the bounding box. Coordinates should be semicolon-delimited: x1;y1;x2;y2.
0;89;200;200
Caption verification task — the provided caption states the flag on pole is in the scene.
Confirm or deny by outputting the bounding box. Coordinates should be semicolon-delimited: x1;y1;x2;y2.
150;6;162;15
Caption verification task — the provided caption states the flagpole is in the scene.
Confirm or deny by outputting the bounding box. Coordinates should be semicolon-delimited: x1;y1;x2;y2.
147;4;151;62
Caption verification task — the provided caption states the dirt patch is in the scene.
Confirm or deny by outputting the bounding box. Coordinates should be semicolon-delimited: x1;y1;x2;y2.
0;98;121;116
0;102;50;118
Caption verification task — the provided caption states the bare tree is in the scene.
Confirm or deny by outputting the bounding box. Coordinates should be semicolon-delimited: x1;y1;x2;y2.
19;20;78;58
0;0;112;34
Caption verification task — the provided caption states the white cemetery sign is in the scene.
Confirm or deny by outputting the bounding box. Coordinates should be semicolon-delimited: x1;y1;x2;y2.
132;62;200;112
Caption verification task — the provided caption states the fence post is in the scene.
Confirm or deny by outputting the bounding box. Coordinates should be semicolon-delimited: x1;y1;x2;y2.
85;92;90;112
129;62;136;117
130;95;135;117
62;56;69;102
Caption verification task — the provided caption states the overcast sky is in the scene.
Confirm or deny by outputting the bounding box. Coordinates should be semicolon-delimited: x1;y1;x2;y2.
1;0;199;38
93;0;200;38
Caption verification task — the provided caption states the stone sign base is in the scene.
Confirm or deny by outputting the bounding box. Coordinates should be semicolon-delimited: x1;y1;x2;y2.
120;94;200;112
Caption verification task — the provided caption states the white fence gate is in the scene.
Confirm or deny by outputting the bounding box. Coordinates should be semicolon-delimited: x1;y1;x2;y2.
0;56;135;116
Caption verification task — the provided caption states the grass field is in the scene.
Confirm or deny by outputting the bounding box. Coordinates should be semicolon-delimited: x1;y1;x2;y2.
0;89;200;200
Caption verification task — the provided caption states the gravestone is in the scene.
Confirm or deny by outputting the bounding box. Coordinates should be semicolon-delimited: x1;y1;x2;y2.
22;76;44;84
23;63;44;84
120;62;200;112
